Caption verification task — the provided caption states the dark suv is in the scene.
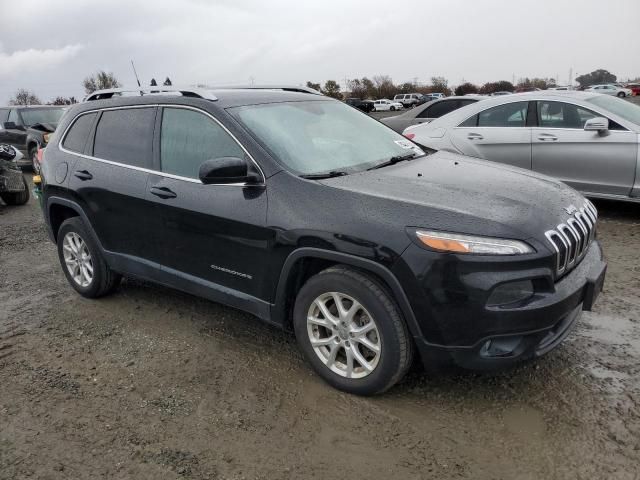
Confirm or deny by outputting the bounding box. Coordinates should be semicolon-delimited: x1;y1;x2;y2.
38;86;606;395
0;105;66;173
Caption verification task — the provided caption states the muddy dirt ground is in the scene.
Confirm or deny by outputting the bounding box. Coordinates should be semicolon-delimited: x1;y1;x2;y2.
1;179;639;480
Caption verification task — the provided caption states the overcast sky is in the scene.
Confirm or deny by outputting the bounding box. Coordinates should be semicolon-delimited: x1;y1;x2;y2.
1;0;638;104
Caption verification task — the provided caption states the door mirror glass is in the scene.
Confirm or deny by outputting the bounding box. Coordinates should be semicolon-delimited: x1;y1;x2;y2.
584;117;609;132
198;157;260;185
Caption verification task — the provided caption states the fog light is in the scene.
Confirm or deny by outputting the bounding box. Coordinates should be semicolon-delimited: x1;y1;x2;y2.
487;280;534;307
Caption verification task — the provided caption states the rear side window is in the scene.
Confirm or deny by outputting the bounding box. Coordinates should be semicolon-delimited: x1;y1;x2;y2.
62;113;97;153
93;108;155;168
160;107;244;179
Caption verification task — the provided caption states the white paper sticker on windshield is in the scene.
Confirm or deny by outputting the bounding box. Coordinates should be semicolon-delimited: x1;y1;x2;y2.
395;139;424;156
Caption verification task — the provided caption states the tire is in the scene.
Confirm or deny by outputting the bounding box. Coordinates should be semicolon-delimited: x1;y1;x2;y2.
56;217;121;298
617;92;625;98
390;106;396;111
30;146;40;174
293;266;413;395
0;176;29;205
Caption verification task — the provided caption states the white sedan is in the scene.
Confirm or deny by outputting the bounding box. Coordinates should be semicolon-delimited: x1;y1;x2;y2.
585;84;633;98
373;99;403;112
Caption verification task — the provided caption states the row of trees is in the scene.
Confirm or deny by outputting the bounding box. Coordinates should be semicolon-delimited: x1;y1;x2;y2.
8;68;636;106
8;71;173;106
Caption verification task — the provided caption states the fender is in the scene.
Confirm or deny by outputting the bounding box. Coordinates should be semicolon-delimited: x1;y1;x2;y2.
271;247;423;339
46;196;105;251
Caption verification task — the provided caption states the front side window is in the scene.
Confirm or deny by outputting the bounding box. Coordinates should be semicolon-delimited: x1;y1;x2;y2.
587;95;640;127
93;107;155;168
231;100;424;175
160;107;244;179
0;109;9;124
537;101;597;129
62;112;97;153
8;109;21;125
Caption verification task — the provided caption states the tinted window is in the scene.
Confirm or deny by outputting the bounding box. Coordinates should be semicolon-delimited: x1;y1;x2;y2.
420;100;460;119
8;109;21;125
62;113;97;153
537;101;597;129
160;107;244;179
477;101;528;127
93;108;155;168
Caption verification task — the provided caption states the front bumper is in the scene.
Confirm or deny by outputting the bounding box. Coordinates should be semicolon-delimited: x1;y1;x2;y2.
395;240;606;370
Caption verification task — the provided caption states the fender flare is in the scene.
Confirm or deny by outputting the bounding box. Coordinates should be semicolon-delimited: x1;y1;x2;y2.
271;247;423;338
46;196;104;251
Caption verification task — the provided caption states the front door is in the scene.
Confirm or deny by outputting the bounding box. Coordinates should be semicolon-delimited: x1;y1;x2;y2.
531;100;637;195
146;106;270;300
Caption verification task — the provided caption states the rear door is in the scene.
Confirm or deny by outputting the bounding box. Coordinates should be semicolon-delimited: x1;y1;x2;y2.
449;100;532;169
146;106;269;299
531;100;637;195
68;107;156;262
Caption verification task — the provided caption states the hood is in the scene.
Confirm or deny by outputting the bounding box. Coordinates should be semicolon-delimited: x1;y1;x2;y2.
319;151;586;241
28;122;57;132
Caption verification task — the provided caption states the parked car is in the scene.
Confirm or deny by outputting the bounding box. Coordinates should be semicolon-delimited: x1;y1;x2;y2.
393;93;422;108
372;99;403;112
39;86;605;395
345;98;375;113
381;95;486;133
0;144;29;205
624;83;640;96
0;106;65;173
404;91;640;203
585;84;632;98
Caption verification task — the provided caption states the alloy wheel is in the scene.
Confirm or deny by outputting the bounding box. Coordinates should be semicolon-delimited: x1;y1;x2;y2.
62;232;93;287
306;292;381;379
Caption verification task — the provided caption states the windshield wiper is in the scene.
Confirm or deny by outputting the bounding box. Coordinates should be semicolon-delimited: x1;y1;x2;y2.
367;153;418;171
299;170;349;179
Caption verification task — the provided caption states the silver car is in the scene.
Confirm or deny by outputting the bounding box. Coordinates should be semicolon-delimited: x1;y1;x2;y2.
381;95;486;133
405;91;640;202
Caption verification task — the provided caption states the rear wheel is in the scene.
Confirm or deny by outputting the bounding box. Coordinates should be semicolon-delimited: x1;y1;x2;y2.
293;266;413;395
57;217;121;298
0;176;29;205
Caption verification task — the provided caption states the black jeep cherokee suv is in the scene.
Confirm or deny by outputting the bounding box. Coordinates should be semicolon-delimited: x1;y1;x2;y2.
38;86;606;395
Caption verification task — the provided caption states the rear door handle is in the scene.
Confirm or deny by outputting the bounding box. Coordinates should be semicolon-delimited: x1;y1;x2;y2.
73;170;93;180
150;186;177;199
538;133;558;141
467;133;484;140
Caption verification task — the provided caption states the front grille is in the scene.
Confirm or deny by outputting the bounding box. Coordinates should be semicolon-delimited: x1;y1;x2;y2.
545;200;597;277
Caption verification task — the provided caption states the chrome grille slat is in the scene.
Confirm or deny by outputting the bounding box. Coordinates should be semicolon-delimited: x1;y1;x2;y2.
545;201;597;278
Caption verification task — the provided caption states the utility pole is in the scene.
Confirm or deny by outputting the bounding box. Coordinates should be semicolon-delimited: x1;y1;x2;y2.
568;67;573;88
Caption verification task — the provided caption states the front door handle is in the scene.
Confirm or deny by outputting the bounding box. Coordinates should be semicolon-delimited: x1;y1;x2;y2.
538;133;558;141
467;133;484;140
73;170;93;180
150;186;177;199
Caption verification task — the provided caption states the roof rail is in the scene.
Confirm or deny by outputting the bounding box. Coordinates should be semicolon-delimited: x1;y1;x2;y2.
205;85;322;95
84;87;218;102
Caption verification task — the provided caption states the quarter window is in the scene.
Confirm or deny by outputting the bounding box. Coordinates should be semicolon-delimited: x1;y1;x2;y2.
93;108;155;168
160;108;244;179
62;113;97;153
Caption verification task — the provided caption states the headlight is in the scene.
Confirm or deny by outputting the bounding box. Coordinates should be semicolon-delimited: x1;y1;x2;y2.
43;133;51;144
416;230;534;255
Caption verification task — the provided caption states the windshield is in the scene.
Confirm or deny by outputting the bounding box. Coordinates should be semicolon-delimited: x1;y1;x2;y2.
231;100;423;175
20;108;65;126
586;95;640;127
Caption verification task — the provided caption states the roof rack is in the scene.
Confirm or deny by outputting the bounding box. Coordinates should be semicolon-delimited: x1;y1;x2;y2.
208;85;322;95
84;87;218;102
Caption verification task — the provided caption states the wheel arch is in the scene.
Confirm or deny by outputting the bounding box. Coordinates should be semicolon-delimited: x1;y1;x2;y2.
47;197;102;250
272;248;422;339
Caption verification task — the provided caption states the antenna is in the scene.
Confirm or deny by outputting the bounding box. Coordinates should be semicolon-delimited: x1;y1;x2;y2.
130;60;143;95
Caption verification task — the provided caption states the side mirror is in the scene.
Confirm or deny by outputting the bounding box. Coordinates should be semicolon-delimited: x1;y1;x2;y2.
584;117;609;133
198;157;262;185
3;121;23;130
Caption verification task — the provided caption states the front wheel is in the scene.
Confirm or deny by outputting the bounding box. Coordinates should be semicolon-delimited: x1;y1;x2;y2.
390;106;396;111
293;266;413;395
30;146;40;174
617;92;625;98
